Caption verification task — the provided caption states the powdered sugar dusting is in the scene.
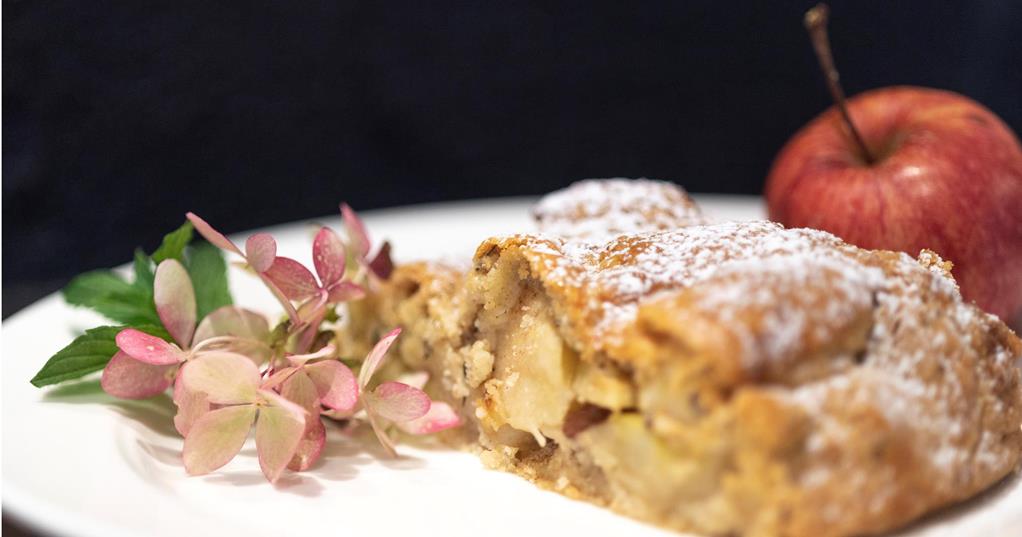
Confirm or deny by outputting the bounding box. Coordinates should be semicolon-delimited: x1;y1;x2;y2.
685;254;883;369
517;220;871;348
784;247;1022;495
532;178;708;239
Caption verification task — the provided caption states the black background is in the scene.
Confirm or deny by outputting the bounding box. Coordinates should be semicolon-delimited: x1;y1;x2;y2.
4;0;1022;318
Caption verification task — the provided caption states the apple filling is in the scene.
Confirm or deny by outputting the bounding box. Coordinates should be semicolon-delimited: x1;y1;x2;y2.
466;291;739;528
483;293;577;444
464;251;629;444
457;253;807;534
464;253;725;512
466;300;781;534
469;257;581;445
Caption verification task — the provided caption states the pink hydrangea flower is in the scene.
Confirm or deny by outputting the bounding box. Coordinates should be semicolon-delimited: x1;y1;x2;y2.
352;329;462;456
47;204;472;486
186;212;303;325
100;259;271;436
341;203;393;280
180;352;310;483
389;371;464;438
261;345;359;470
100;260;197;400
262;227;365;326
188;212;366;351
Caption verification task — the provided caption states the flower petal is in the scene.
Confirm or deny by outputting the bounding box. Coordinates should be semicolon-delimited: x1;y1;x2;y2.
312;227;346;288
154;259;197;347
253;272;302;326
263;257;320;301
180;352;260;405
182;404;257;475
287;415;326;471
262;366;298;392
173;381;211;437
281;370;319;413
245;233;277;273
255;389;307;482
305;360;358;412
358;328;401;388
368;241;394;280
340;203;371;258
186;212;243;255
367;381;430;422
192;306;272;363
194;306;270;342
115;328;185;365
395;401;463;435
293;299;327;355
101;351;175;399
285;344;336;367
326;281;365;303
173;366;187;401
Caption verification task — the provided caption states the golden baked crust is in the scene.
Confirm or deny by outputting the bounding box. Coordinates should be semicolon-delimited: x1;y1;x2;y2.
340;181;1022;537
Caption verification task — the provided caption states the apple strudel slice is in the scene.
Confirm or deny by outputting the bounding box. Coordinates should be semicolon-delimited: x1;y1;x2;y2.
340;181;1022;537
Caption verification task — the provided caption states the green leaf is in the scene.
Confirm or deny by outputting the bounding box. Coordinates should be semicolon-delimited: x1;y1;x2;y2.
30;325;171;388
132;248;155;294
62;221;201;326
30;326;121;387
62;271;162;326
186;242;232;320
83;296;161;326
152;221;194;263
63;271;135;305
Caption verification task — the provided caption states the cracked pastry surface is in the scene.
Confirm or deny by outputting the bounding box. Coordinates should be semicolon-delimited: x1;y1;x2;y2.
341;180;1022;537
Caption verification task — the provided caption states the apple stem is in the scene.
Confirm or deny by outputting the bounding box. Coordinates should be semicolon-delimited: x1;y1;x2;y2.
804;3;875;164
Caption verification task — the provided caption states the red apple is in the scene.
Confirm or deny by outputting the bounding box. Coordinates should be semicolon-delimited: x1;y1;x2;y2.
766;6;1022;328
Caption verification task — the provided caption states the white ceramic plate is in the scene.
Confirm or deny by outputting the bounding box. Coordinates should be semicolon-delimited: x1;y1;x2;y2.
3;196;1020;537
